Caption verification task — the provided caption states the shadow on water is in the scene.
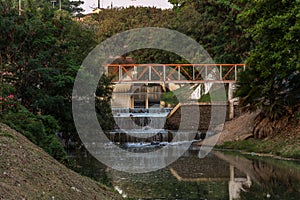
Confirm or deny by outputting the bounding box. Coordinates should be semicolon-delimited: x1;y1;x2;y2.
70;147;300;199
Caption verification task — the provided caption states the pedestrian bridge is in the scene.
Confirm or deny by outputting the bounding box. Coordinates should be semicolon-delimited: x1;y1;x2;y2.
104;64;245;84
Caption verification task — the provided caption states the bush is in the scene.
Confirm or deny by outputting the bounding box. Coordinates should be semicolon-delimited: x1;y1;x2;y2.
0;106;68;163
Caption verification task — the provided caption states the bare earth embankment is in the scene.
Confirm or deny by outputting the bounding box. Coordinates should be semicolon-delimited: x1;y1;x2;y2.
198;112;300;159
0;123;122;200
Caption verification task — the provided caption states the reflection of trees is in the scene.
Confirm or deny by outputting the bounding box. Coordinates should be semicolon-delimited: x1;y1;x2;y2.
251;160;300;193
214;151;300;198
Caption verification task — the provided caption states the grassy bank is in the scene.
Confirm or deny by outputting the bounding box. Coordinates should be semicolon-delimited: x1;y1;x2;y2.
217;126;300;159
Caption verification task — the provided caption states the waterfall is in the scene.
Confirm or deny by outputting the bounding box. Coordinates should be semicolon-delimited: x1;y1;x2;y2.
114;116;166;130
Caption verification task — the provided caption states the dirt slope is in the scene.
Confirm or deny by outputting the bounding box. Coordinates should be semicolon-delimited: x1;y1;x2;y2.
214;111;259;145
0;123;122;200
196;111;258;146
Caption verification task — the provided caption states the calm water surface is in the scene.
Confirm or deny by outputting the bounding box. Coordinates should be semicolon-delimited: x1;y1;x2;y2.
70;145;300;200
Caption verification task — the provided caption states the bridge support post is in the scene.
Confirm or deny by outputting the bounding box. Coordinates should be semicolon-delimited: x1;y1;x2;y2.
145;84;149;109
228;82;234;101
228;83;235;120
229;100;234;120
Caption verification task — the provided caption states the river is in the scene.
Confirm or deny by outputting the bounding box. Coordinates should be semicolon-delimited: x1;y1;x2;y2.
70;144;300;200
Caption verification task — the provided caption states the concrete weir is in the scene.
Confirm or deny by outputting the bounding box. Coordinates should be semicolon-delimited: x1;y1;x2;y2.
109;108;173;143
108;106;215;143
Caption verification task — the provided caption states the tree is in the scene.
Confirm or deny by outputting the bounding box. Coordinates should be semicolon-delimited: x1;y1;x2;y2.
168;0;187;10
41;0;85;15
0;0;96;149
236;0;300;138
169;0;250;63
95;75;115;132
81;7;183;64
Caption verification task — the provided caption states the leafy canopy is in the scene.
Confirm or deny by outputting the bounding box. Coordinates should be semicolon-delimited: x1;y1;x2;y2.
236;0;300;120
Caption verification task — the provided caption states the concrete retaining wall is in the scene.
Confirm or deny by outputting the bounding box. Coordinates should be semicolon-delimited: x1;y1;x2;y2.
165;104;240;131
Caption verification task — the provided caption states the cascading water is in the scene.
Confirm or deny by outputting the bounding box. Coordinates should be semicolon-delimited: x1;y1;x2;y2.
114;115;166;130
111;108;171;143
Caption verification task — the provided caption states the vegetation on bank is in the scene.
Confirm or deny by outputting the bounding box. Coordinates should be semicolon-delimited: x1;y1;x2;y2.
1;105;68;163
235;0;300;138
0;0;93;164
217;138;300;159
217;116;300;159
220;140;300;159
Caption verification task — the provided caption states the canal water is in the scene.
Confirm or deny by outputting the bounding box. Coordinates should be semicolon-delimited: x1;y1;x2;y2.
70;144;300;200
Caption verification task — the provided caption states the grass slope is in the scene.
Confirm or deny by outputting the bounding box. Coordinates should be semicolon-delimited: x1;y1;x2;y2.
0;123;122;200
217;114;300;159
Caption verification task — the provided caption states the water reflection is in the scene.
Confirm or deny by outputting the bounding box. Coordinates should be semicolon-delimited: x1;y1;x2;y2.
71;147;300;199
214;151;300;200
228;165;252;200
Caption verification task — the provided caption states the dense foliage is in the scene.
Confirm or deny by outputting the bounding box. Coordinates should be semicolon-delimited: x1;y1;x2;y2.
95;75;115;131
169;0;250;63
0;0;95;160
83;2;249;64
1;106;68;162
81;7;185;64
236;0;300;138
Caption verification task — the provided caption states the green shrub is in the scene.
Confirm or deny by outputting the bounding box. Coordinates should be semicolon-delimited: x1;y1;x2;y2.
0;106;68;163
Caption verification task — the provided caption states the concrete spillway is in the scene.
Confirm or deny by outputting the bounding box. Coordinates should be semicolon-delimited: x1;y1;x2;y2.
109;109;172;143
114;113;168;131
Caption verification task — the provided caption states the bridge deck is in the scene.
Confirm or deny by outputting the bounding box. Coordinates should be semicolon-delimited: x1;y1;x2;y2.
104;64;245;84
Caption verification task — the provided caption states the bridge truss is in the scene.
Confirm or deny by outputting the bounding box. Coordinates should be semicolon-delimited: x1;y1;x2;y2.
104;64;245;84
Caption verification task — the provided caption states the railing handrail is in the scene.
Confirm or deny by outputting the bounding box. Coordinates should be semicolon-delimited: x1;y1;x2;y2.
111;107;172;114
103;63;246;67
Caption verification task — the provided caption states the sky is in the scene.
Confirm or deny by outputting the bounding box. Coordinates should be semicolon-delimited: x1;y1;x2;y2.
80;0;173;13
